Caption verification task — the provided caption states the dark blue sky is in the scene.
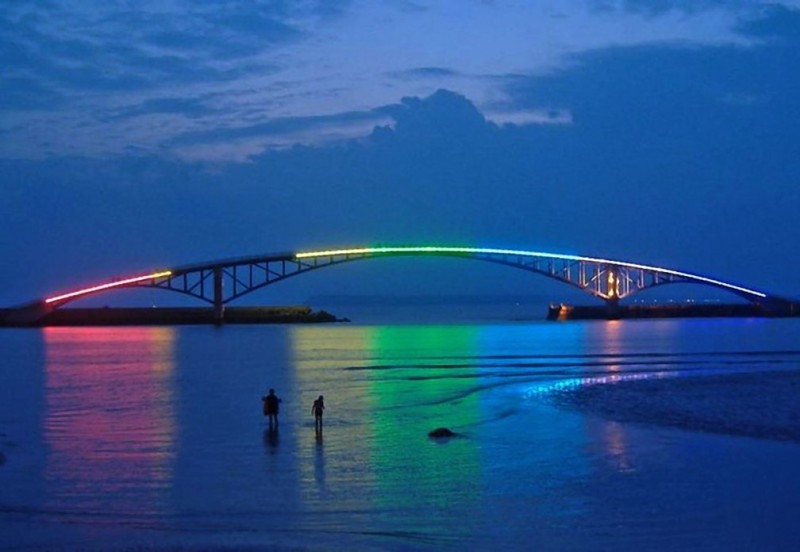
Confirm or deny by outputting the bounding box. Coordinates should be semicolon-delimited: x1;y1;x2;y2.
2;1;799;306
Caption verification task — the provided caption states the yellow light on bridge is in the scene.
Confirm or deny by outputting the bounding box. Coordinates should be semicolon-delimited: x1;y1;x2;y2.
607;272;617;298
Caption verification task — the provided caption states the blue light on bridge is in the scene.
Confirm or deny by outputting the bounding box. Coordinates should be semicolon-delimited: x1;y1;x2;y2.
294;246;767;299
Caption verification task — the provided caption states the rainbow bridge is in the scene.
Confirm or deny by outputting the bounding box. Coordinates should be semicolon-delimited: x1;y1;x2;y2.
8;245;797;324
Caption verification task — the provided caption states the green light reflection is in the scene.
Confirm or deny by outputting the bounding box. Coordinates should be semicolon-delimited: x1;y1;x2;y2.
366;325;482;512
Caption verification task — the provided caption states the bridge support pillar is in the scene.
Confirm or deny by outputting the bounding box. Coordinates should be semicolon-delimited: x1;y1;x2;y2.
603;266;621;319
213;267;224;324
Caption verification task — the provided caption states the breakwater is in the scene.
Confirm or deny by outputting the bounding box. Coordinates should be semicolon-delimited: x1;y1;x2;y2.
548;302;796;321
0;306;341;327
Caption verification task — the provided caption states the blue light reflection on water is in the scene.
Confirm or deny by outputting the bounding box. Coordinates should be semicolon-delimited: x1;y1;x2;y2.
1;318;800;550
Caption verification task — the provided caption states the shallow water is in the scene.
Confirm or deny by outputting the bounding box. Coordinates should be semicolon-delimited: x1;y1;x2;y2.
2;317;800;550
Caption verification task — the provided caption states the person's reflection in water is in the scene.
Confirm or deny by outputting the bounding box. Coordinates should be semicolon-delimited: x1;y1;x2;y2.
314;432;326;489
263;426;279;453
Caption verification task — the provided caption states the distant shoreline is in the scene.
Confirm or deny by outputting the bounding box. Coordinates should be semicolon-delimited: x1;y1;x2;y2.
3;301;796;327
0;306;344;327
548;303;798;320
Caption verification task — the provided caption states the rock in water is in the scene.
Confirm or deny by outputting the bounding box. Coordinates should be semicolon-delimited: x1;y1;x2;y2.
428;427;457;439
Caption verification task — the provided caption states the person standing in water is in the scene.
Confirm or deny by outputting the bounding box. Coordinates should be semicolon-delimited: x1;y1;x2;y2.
311;395;325;434
262;388;281;428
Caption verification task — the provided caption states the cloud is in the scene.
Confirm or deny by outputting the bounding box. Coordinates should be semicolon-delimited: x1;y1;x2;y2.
110;97;220;120
0;0;771;161
167;108;390;160
389;67;461;80
737;3;800;39
488;109;573;126
374;90;494;141
0;2;298;95
589;0;742;16
0;1;353;158
0;76;64;110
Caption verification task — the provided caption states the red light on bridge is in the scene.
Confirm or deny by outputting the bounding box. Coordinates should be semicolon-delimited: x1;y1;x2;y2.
45;271;173;304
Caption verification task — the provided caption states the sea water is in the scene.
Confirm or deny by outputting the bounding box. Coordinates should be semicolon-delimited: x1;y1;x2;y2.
1;314;800;551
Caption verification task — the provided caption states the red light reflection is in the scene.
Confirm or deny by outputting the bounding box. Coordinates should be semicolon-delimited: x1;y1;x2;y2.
43;327;176;518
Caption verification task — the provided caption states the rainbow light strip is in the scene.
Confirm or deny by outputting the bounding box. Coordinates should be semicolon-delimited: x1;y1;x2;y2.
45;270;173;304
295;246;766;298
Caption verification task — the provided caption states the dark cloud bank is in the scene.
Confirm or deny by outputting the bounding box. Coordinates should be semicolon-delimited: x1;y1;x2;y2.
2;7;800;305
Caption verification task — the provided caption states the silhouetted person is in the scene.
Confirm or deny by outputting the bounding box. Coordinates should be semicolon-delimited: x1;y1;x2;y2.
262;388;281;428
311;395;325;434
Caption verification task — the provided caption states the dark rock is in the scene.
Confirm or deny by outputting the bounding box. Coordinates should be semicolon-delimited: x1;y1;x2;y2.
428;427;457;439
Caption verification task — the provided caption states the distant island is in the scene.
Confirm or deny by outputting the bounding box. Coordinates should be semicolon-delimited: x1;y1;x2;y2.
548;302;798;320
0;306;344;327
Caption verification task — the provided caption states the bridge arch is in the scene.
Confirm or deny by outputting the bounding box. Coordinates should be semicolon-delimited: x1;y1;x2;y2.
34;245;782;323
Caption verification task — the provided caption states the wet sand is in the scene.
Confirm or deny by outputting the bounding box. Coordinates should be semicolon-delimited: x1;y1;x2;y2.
549;369;800;442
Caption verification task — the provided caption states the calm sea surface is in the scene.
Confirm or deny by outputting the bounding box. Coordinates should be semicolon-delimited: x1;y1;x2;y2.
2;310;800;551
